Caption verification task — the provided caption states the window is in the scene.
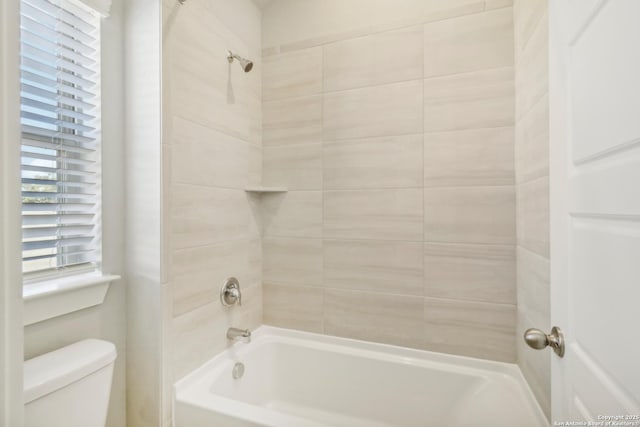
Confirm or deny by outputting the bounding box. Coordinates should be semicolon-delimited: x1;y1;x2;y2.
20;0;102;278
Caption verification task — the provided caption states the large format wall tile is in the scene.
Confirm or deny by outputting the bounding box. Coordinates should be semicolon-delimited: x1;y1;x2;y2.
172;239;261;317
517;311;551;418
324;189;423;241
424;67;514;132
263;95;323;147
248;144;262;187
515;11;547;118
263;47;322;101
515;94;549;183
263;144;322;190
172;185;257;249
263;283;324;333
324;240;424;295
170;15;260;145
171;64;259;145
517;246;550;330
263;238;323;286
514;0;546;52
324;80;424;140
424;297;516;362
516;176;549;257
168;1;262;98
172;284;262;380
262;191;323;238
259;4;519;367
424;242;515;304
323;134;423;190
424;127;515;187
171;300;227;381
486;0;513;10
423;7;513;77
323;26;423;92
424;186;516;244
172;117;249;189
166;0;264;415
325;289;425;349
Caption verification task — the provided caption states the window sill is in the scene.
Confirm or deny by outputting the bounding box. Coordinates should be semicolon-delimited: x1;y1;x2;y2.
23;272;120;326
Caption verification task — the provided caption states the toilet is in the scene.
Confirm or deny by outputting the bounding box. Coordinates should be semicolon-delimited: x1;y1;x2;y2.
24;339;117;427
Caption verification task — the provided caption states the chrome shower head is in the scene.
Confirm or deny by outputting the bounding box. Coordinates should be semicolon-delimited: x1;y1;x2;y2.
227;51;254;73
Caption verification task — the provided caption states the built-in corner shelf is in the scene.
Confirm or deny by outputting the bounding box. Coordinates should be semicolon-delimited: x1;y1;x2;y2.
245;186;288;194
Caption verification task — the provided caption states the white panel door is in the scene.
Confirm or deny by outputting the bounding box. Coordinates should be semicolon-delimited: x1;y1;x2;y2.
549;0;640;423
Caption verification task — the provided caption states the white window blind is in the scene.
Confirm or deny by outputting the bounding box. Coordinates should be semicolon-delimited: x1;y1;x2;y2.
20;0;102;277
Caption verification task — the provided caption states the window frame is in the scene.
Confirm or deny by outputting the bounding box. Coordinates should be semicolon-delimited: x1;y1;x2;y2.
19;0;104;283
19;0;120;326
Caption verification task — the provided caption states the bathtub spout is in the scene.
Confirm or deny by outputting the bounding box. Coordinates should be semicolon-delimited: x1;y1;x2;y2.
227;327;251;343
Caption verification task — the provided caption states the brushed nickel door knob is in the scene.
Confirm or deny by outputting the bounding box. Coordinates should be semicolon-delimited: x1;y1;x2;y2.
524;326;565;358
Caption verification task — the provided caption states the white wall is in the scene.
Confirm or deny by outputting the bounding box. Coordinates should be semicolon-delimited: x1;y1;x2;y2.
0;0;24;424
124;0;163;425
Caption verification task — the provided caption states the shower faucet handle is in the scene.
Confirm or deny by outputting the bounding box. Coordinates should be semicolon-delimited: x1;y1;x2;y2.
220;277;242;306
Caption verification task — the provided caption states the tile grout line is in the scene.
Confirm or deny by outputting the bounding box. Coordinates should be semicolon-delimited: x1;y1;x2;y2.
263;125;516;150
263;64;514;104
320;43;327;335
263;235;518;248
264;282;516;310
421;21;427;321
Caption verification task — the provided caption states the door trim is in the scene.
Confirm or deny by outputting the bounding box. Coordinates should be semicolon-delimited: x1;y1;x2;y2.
549;2;570;421
0;0;25;425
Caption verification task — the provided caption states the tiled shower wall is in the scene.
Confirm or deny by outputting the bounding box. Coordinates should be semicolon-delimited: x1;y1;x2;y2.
162;0;263;395
261;2;518;362
514;0;551;418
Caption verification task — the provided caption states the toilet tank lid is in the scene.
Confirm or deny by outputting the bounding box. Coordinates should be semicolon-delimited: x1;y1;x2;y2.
24;339;117;404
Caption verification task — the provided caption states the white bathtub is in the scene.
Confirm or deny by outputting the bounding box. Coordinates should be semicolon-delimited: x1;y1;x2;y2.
174;326;548;427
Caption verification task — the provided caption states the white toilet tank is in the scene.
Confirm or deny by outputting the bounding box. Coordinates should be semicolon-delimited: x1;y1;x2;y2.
24;339;117;427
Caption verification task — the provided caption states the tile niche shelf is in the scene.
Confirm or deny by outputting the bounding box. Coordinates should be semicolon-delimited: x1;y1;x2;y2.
244;186;288;194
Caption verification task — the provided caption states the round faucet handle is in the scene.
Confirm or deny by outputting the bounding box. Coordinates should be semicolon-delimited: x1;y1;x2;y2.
220;277;242;306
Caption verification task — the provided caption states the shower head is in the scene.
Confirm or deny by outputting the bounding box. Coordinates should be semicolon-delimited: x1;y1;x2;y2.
227;51;254;73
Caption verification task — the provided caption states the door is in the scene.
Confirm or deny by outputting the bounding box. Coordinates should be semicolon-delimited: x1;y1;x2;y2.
549;0;640;423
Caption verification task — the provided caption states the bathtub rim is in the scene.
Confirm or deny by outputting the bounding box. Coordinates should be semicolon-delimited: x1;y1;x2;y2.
174;325;549;427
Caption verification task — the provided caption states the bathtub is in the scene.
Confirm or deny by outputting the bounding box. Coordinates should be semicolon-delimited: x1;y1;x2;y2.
174;326;548;427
